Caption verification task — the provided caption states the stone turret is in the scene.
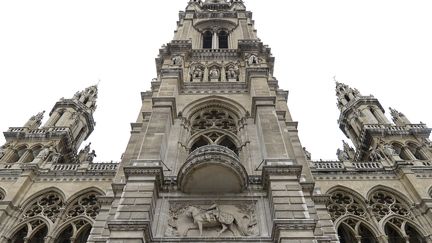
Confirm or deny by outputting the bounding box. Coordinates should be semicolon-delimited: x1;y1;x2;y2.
1;85;97;165
336;82;390;150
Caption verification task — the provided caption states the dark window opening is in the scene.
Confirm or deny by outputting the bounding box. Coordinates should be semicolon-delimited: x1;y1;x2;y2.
219;137;238;155
385;224;405;243
55;225;73;243
337;224;356;243
203;31;213;49
10;226;28;243
75;224;92;243
218;31;228;49
29;225;48;243
191;137;209;152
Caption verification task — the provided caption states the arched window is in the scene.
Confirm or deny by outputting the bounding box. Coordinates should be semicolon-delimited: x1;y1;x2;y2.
9;220;48;243
203;31;213;49
218;31;228;49
55;220;92;243
407;143;427;160
327;190;379;243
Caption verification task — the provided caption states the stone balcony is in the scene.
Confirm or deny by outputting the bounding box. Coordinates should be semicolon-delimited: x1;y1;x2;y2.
177;145;248;194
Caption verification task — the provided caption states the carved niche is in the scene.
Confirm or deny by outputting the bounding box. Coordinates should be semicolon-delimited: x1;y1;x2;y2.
165;202;258;237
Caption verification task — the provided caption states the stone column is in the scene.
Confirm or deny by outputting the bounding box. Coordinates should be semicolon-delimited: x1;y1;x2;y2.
17;150;32;163
44;110;62;127
56;110;72;127
212;32;218;49
221;65;226;82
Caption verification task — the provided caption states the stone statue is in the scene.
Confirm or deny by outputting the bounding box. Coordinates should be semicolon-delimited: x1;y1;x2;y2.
78;143;92;162
226;65;239;80
209;67;220;80
303;147;311;160
33;144;55;163
369;147;383;162
182;205;254;237
172;56;183;66
50;153;61;163
191;66;204;81
247;54;259;65
337;148;350;162
87;150;97;162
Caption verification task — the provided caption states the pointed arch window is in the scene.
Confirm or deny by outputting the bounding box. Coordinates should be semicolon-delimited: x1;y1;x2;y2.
218;31;229;49
203;31;213;49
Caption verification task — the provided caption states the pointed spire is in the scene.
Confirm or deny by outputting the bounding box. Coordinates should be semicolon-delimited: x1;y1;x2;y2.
72;85;98;113
334;78;362;111
24;111;45;129
389;107;411;126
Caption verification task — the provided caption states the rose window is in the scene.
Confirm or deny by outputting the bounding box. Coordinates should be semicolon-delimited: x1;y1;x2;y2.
327;191;367;221
66;192;100;219
23;192;64;222
368;190;412;221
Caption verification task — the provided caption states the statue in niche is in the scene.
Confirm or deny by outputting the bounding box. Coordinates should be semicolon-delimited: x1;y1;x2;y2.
33;143;55;163
172;56;183;66
226;65;239;81
247;54;259;66
191;66;204;81
369;147;384;162
166;203;257;237
209;67;220;80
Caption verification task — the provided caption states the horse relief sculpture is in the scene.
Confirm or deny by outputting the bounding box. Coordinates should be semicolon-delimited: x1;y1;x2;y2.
166;203;258;237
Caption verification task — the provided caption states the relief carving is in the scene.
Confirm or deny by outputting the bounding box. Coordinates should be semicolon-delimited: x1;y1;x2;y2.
166;203;258;237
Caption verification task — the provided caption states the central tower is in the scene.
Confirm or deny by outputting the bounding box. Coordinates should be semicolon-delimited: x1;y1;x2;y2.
88;1;338;242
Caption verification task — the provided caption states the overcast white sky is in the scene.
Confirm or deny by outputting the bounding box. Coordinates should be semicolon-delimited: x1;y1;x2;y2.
0;0;431;162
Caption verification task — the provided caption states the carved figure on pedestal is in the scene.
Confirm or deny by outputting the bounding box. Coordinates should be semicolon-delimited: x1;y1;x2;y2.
209;67;220;80
226;65;239;81
369;147;384;162
33;143;55;164
191;66;204;81
87;150;97;162
172;56;183;66
78;143;92;162
247;54;259;66
336;148;350;162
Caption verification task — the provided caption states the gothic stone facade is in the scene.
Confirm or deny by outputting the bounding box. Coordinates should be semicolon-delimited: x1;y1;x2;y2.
1;0;432;242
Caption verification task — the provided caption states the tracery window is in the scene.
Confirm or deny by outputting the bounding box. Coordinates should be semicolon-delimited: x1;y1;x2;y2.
327;190;378;243
191;108;237;135
189;108;239;154
368;190;411;221
22;192;64;222
9;191;102;243
55;192;101;243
